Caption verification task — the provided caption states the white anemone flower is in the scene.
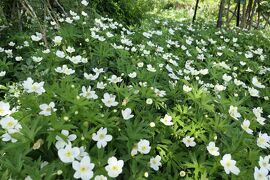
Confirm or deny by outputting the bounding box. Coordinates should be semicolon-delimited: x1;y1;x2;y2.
92;127;113;149
150;155;162;171
101;93;118;107
160;114;173;126
121;108;134;120
39;102;57;116
220;154;240;175
137;139;151;154
105;156;124;178
182;136;196;147
72;156;95;180
58;144;80;163
206;142;220;156
0;101;11;116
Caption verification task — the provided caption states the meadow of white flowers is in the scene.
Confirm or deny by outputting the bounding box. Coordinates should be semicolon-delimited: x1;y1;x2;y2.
0;1;269;179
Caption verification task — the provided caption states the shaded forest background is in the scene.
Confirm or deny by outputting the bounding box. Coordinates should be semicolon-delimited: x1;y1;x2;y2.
0;0;269;33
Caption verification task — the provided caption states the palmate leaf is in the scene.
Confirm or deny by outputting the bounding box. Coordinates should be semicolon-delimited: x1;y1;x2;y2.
187;87;215;112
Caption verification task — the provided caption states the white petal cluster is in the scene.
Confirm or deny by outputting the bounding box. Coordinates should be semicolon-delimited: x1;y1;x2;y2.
92;127;113;148
22;77;45;95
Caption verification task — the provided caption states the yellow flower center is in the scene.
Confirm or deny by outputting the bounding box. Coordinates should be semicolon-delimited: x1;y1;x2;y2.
80;166;87;173
65;151;72;157
7;121;14;127
225;161;232;167
46;107;51;112
32;85;38;91
0;108;4;113
142;146;147;151
99;134;105;140
111;165;118;171
108;99;112;104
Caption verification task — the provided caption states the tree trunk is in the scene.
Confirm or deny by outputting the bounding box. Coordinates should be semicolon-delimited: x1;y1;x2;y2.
245;0;253;24
256;0;261;28
240;1;247;28
193;0;200;22
236;0;241;27
217;0;226;28
248;0;257;29
226;0;231;27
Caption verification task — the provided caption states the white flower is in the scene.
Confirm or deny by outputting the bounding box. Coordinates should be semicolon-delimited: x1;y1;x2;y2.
31;32;43;41
0;116;22;133
154;88;166;97
84;73;99;81
42;49;50;53
58;144;80;163
241;119;253;134
182;136;196;147
245;51;253;58
220;154;240;175
108;75;122;84
102;93;118;107
128;72;137;78
53;36;63;45
56;50;65;58
39;102;57;116
253;107;266;125
22;77;45;95
97;82;107;89
105;156;124;178
206;142;220;156
183;85;192;93
222;74;232;82
257;132;270;149
150;155;162;171
121;108;134;120
0;71;6;77
146;98;153;105
24;176;33;180
15;56;23;61
69;55;82;64
160;114;173;126
137;139;151;154
1;132;17;143
76;146;89;161
93;68;104;74
94;175;107;180
0;101;11;116
32;56;43;63
256;116;266;126
258;156;270;171
147;64;156;72
66;46;75;53
253;107;263;117
65;17;73;24
81;0;89;6
137;62;144;67
55;130;77;149
214;84;226;92
228;106;241;120
92;127;112;149
131;144;138;156
55;65;75;75
254;167;268;180
252;77;265;89
72;156;95;180
248;87;260;97
80;86;98;100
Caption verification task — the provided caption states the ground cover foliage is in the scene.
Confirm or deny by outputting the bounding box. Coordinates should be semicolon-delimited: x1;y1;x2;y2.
0;1;270;180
